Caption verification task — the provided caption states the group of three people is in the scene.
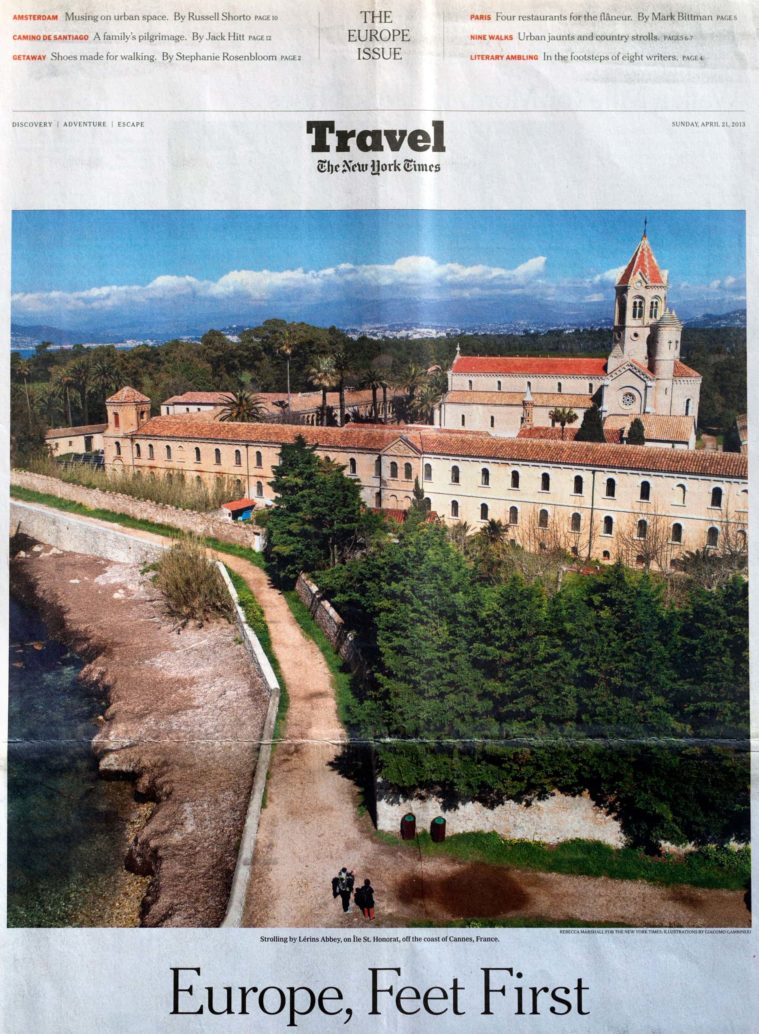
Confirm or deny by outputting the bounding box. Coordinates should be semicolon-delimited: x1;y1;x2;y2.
333;868;375;919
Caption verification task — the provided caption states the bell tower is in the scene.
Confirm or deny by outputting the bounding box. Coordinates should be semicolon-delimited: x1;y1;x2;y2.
611;230;668;365
104;386;151;466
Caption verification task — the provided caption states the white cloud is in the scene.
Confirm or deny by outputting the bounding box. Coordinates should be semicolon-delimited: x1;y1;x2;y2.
12;254;549;323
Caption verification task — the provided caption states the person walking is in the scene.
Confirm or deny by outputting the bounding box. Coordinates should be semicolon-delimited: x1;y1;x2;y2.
358;878;375;920
332;867;354;913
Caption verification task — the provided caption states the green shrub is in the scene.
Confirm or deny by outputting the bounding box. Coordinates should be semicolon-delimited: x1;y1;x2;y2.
154;537;232;626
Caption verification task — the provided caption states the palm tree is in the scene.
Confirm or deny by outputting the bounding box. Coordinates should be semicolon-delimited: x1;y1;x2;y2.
408;379;446;425
14;358;33;431
307;354;337;425
68;356;92;424
481;518;507;544
548;406;578;439
218;389;266;422
275;324;302;412
91;351;121;409
53;367;75;426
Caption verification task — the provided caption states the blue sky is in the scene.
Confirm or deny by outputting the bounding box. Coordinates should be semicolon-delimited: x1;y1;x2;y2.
11;210;745;335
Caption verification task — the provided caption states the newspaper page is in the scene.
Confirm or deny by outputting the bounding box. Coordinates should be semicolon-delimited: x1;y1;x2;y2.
1;0;756;1031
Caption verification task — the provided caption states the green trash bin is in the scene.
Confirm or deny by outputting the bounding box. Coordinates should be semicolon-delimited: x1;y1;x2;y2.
401;813;416;840
431;816;446;843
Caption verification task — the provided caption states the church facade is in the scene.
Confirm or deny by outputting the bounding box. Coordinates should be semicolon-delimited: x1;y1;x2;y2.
437;233;702;447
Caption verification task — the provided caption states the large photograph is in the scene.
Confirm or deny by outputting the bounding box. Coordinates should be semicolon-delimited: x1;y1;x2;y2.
8;209;749;930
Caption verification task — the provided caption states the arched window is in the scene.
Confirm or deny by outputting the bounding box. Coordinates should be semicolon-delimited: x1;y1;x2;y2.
711;486;723;508
135;443;141;459
148;444;154;460
424;498;432;512
195;475;201;485
737;529;747;551
671;522;683;544
557;382;562;393
490;415;495;429
390;461;398;479
194;446;201;462
451;465;460;484
588;382;593;393
511;470;520;489
526;381;531;392
214;448;221;465
349;457;357;475
538;509;549;529
255;450;263;467
707;526;719;548
461;415;466;427
234;449;242;466
115;441;121;456
424;463;432;481
497;380;502;391
166;445;172;460
114;412;120;429
375;492;382;507
649;296;661;319
256;481;264;498
234;479;243;495
573;475;583;495
632;296;644;319
468;380;473;390
509;506;519;525
602;549;611;561
404;462;412;480
640;480;651;501
605;477;616;498
480;503;489;521
675;483;686;505
603;515;614;536
571;512;582;533
374;457;381;477
637;519;648;539
684;398;691;416
541;472;550;492
166;472;173;483
451;500;459;518
481;467;490;486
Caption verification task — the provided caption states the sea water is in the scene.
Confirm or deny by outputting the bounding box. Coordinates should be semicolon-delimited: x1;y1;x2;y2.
8;594;141;926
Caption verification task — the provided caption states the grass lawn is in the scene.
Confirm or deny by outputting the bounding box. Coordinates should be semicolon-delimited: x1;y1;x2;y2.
379;830;750;891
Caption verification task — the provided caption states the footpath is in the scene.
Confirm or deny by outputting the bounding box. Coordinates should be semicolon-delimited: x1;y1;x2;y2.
12;497;751;929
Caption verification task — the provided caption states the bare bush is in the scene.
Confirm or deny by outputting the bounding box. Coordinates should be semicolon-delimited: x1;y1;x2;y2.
154;538;233;627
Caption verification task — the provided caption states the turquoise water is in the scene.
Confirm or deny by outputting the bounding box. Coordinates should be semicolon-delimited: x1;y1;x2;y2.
7;594;137;926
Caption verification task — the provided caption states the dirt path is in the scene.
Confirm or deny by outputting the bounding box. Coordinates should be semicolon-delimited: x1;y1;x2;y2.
18;503;750;929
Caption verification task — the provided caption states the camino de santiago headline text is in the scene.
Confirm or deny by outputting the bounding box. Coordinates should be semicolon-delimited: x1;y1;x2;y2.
170;966;590;1025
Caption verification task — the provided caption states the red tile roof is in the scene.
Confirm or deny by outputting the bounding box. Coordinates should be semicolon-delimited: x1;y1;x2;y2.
163;391;227;405
616;234;666;287
221;498;257;511
45;422;107;439
133;416;426;453
107;386;151;403
445;390;593;408
130;416;747;479
673;360;701;379
419;433;746;478
518;426;623;444
451;356;608;376
604;414;695;443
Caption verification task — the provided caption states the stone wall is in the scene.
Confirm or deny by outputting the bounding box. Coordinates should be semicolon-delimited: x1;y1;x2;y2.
11;469;263;551
10;500;166;566
216;564;281;928
376;788;625;847
295;573;367;677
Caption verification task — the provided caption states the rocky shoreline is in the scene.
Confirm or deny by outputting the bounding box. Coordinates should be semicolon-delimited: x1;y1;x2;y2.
10;537;269;927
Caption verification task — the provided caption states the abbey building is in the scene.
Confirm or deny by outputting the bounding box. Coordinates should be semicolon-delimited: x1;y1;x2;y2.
436;233;701;448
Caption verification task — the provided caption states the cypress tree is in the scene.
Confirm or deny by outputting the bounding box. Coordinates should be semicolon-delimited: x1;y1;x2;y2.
627;417;646;446
574;403;606;442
